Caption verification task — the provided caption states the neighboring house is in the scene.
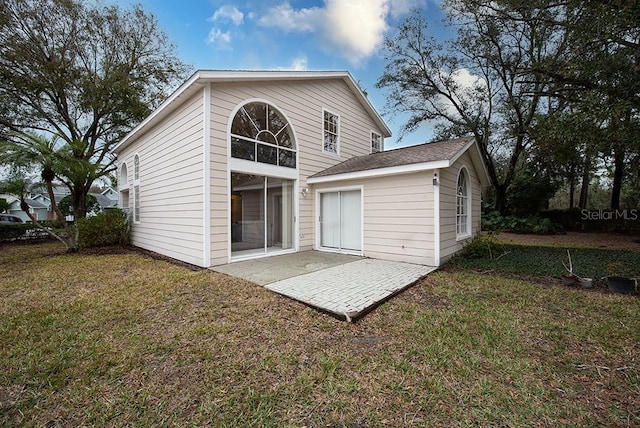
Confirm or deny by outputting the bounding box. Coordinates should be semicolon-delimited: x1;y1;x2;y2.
8;198;49;222
113;70;489;268
101;187;118;203
90;192;118;212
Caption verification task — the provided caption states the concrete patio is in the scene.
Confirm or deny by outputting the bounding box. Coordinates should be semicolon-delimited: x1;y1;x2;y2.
212;251;436;321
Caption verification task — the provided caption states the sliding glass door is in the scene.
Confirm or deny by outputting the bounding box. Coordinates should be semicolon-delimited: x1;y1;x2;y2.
231;172;294;258
320;190;362;252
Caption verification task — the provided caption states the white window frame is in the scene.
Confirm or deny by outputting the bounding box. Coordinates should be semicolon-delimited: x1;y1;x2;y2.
456;167;471;240
133;154;140;223
322;109;340;156
371;131;383;153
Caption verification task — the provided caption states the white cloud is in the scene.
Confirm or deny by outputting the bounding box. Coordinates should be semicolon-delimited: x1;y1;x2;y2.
282;55;308;71
322;0;389;64
211;5;244;26
257;0;393;65
207;28;232;49
257;3;320;32
388;0;425;18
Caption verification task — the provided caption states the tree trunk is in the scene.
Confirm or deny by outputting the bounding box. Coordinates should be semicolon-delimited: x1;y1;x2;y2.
578;154;591;209
494;184;508;215
568;163;575;209
611;146;624;209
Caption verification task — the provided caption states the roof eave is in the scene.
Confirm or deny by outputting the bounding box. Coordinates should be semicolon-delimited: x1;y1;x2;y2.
307;159;451;184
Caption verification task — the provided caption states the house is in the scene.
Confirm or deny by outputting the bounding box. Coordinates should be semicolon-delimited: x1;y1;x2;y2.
113;70;489;268
101;187;118;202
8;198;49;222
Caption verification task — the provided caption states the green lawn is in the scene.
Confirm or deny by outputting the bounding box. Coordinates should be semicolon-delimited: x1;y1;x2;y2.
1;242;639;427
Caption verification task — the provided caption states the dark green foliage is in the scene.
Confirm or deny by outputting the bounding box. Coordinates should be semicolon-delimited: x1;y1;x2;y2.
78;209;129;248
482;211;564;235
461;233;507;259
450;244;640;284
0;223;31;241
504;169;559;217
58;194;100;217
0;198;8;213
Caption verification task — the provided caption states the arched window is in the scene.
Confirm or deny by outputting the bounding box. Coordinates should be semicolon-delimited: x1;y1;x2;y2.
456;168;471;238
120;163;128;186
230;101;296;168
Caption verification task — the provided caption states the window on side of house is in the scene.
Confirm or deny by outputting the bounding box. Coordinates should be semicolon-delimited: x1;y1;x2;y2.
323;110;339;155
133;154;140;223
456;168;471;239
371;131;382;153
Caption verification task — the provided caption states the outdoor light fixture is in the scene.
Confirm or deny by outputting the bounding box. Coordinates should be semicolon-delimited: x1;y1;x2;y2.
301;187;309;197
433;173;439;186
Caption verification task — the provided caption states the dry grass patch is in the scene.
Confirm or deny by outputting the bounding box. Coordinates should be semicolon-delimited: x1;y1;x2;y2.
1;243;639;427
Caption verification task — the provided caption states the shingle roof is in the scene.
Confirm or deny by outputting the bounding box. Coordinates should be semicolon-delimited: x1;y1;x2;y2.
310;137;474;179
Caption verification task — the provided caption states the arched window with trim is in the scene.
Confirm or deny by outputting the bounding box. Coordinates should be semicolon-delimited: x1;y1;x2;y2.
119;163;128;187
456;168;471;238
230;101;296;168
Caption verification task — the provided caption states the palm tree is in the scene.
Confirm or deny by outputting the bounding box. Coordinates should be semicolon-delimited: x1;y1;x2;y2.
0;132;79;251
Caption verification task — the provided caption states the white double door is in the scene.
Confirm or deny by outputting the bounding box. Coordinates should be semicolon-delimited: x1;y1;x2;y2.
320;190;361;252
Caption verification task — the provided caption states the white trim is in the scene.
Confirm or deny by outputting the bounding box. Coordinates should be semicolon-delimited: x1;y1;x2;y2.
118;162;128;190
132;153;141;224
322;108;340;156
307;160;451;184
229;158;298;180
456;166;472;241
202;84;211;268
433;169;441;266
370;130;383;153
315;185;364;256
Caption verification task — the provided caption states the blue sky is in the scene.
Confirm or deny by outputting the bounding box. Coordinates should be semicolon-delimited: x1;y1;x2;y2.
116;0;450;148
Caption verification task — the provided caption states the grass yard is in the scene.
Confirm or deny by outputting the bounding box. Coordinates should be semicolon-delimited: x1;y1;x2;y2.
1;242;639;427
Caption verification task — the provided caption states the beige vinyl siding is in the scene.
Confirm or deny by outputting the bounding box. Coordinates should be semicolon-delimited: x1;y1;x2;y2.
314;172;435;265
208;79;386;261
118;91;205;266
439;151;482;262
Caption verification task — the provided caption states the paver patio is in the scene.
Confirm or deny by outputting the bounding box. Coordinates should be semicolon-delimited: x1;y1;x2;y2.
212;251;436;321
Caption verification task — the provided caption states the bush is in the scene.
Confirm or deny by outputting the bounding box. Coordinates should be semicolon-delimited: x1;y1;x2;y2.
482;211;564;235
0;223;31;241
461;233;507;259
78;209;130;248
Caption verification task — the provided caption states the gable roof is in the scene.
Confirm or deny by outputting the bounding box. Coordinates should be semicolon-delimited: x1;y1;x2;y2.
307;137;490;186
114;70;391;153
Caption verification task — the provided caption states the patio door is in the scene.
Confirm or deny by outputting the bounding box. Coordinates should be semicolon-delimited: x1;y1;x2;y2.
320;190;361;252
231;172;294;259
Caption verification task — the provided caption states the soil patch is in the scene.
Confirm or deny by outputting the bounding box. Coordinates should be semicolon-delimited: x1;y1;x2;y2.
496;231;640;252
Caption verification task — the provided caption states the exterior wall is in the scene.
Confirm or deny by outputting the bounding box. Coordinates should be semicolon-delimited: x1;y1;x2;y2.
313;171;435;265
209;79;386;265
439;151;483;262
118;90;206;266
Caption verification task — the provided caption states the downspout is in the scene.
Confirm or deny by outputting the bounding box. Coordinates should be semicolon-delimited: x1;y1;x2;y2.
433;169;440;267
202;83;212;268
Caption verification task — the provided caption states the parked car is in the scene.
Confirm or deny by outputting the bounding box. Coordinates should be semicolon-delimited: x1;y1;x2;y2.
0;214;25;224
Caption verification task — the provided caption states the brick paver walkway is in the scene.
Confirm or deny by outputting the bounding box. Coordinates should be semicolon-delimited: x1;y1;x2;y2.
264;258;436;321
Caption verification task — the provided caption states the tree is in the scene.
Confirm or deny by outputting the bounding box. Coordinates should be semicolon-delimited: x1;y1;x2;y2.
528;1;640;209
0;0;189;242
376;1;564;213
0;133;79;249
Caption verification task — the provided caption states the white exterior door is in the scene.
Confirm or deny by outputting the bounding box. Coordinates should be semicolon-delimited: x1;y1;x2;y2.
320;190;361;252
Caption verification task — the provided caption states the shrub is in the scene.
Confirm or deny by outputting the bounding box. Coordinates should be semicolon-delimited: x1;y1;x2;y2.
462;233;507;259
78;209;130;248
0;223;31;241
482;211;564;235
